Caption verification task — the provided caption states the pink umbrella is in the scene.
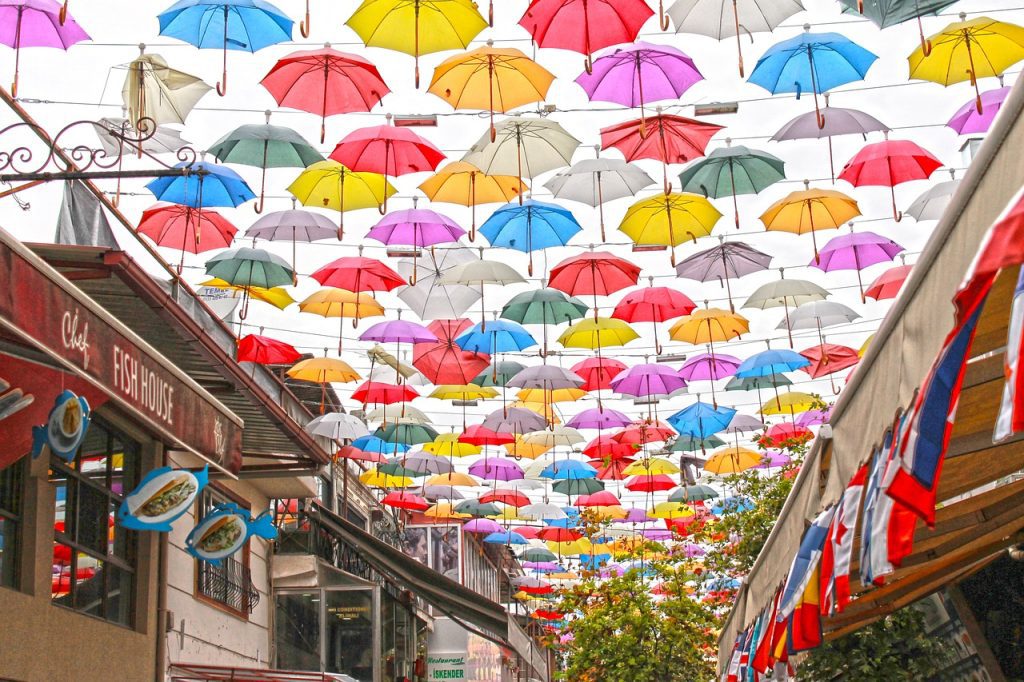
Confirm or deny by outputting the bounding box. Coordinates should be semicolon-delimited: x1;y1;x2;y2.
795;406;831;427
463;518;502;533
947;86;1010;135
358;319;437;344
865;263;913;301
366;208;466;284
612;284;695;353
811;231;904;301
572;356;628;391
677;352;740;408
838;139;942;221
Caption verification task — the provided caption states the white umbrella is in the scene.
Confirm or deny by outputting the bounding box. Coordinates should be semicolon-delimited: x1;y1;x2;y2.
366;404;432;424
305;412;369;440
395;246;482;320
743;278;830;345
92;118;189;156
906;179;961;222
121;53;211;128
521;426;585;448
779;300;861;346
463;118;581;191
439;259;527;328
544;158;655;240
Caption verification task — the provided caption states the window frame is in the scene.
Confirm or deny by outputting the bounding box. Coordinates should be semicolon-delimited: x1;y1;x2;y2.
0;457;26;591
193;483;254;619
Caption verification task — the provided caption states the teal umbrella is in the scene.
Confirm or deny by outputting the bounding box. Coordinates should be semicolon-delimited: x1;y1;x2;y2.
209;120;323;212
552;478;605;496
373;422;439;445
669;434;725;452
501;288;589;352
454;499;503;517
838;0;957;56
474;361;527;388
677;145;785;228
522;547;558;562
204;246;294;318
668;484;719;502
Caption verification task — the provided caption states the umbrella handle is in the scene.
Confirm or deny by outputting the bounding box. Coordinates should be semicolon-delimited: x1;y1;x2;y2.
216;8;229;96
216;72;228;97
488;0;494;27
891;185;903;223
300;0;311;38
59;0;69;24
583;54;594;75
658;0;670;31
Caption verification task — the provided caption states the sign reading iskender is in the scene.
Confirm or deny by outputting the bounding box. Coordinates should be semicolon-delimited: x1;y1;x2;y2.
0;237;243;472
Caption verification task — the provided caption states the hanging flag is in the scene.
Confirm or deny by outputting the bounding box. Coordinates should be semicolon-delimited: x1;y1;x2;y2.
778;507;835;620
787;562;823;653
860;417;903;587
752;589;781;673
995;268;1024;442
820;464;868;616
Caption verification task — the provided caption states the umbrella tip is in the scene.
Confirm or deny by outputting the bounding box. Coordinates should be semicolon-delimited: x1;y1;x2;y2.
959;11;966;20
487;38;494;46
138;42;145;55
265;109;272;124
803;23;811;32
802;179;810;190
324;42;331;49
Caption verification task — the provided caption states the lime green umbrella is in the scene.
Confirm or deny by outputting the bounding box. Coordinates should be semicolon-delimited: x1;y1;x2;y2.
209;119;323;212
205;247;294;318
677;145;785;228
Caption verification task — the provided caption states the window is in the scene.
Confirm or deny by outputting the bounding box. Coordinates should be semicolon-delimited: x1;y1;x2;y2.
195;486;258;616
50;418;139;627
0;458;25;589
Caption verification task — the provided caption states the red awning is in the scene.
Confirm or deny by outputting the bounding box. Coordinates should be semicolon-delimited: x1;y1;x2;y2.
168;663;355;682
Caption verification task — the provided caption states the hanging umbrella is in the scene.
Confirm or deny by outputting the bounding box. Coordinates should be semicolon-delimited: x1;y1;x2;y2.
455;320;537;354
209;120;323;213
345;0;487;87
199;277;295;311
612;286;695;354
677;351;740;406
838;0;957;55
743;278;829;346
508;366;584;391
748;30;878;130
306;412;370;441
502;289;589;326
544;158;654;242
838;139;942;221
675;238;772;312
368;208;466;284
147;161;255;208
725;374;792;392
668;309;749;351
246;209;337;282
367;404;431;425
474;361;527;388
299;289;385;351
571;357;628;391
770;100;890;181
734;349;810;379
601;114;723;193
677;145;785;229
760;187;861;262
288;358;361;411
287;160;396;238
558;318;639;350
158;0;293;96
468;458;525;482
311;256;405;299
205;247;293;318
624;475;674;493
811;231;905;300
395;246;481;320
668;401;736;452
121;53;210;129
352;381;420;405
413;319;491;385
518;0;653;72
865;263;913;301
575;42;703;129
429;44;555;139
761;391;822;416
618;193;722;266
779;300;861;346
800;342;859;382
424;435;482;458
667;0;804;76
906;178;960;222
237;333;301;364
479;199;583;275
419;161;526;240
360;319;437;345
610;364;688;398
704;446;760;474
947;87;1011;135
909;15;1024;115
463;118;581;194
549;252;642;315
584;434;639;459
92;118;190;159
460;425;516;447
260;47;390;143
439;259;527;328
1;0;89;97
552;478;605;496
382;491;430;511
669;433;724;452
137;203;237;268
523;426;586;450
567;407;632;430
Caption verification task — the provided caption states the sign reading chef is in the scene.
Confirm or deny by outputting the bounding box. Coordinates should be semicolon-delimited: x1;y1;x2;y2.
427;653;467;680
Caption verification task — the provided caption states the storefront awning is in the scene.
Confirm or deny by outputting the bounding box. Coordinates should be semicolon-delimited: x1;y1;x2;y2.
169;663;355;682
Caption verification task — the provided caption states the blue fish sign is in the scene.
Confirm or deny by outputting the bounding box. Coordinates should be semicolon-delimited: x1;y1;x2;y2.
32;390;90;462
118;465;209;532
186;503;277;564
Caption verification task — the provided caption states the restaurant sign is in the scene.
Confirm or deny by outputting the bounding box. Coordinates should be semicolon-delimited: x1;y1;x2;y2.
0;236;243;472
426;653;467;680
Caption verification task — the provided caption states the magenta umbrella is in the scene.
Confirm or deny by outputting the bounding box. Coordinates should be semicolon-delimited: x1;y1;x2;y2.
947;86;1011;135
575;42;703;132
677;351;740;407
366;207;466;284
567;407;632;430
358;319;437;344
463;518;503;533
1;0;89;97
811;231;904;301
468;457;525;481
795;406;831;427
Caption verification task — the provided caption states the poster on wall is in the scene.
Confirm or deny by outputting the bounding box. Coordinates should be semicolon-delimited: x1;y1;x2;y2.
403;526;429;564
432;526;461;582
426;653;467;681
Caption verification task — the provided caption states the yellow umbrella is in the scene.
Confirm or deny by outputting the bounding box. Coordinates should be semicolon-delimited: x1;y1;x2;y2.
424;434;482;457
558;317;639;349
588;505;627;520
426;472;481;487
418;161;525;239
430;384;499;400
430;45;556;140
490;507;522;522
359;468;415;488
704;446;761;474
622;457;680;476
547;539;592;556
516;387;586;404
858;333;874;358
299;288;385;352
504;435;552;460
910;15;1024;114
287;160;396;238
669;308;748;346
618;192;722;266
424;502;471;520
287;357;361;384
649;501;695;520
346;0;488;87
199;278;295;310
761;391;823;416
760;187;861;262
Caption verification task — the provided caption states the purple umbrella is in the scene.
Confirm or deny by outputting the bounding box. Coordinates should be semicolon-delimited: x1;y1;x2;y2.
367;208;466;284
600;564;626;578
468;457;525;481
507;365;584;390
609;363;687;398
567;407;632;430
522;560;561;571
677;352;740;381
754;449;791;469
795;406;831;427
947;87;1011;135
682;542;706;558
482;407;548;434
575;42;703;132
811;231;904;301
358;319;437;344
615;507;655;523
462;518;502;533
1;0;90;97
642;529;674;541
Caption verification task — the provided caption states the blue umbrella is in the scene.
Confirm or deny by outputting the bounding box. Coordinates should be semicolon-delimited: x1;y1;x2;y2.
667;401;737;451
544;508;581;528
734;349;810;378
479;199;583;275
146;161;255;208
540;459;598;480
455;320;537;354
158;0;294;95
484;530;529;545
352;435;409;456
712;496;755;515
748;31;877;130
579;553;612;569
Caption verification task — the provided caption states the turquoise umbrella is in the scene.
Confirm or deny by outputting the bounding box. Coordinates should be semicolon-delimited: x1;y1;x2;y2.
204;246;294;318
677;145;785;228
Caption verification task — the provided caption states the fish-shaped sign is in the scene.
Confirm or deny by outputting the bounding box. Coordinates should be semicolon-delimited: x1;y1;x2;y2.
118;465;209;531
185;503;277;564
31;390;90;462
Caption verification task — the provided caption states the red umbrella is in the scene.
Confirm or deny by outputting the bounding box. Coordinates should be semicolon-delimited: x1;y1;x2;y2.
414;319;492;385
762;422;813;448
865;263;913;301
518;0;653;72
576;491;621;507
800;341;860;393
516;526;541;540
520;583;555;595
612;285;696;353
572;357;628;391
351;381;419;405
624;474;676;493
611;421;676;445
589;456;635;480
311;256;406;294
532;609;564;620
480;489;531;507
138;203;237;272
583;435;639;460
537;527;583;542
330;121;445;210
261;48;391;143
237;333;301;364
601;114;723;192
838;140;942;221
336;445;388;464
460;425;516;447
549;251;641;314
382;491;430;511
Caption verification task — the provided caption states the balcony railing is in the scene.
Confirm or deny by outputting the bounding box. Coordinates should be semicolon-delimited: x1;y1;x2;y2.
198;555;259;615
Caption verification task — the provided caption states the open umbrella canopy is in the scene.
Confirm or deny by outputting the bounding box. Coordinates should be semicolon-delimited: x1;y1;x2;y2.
518;0;653;67
147;161;255;208
479;199;583;273
413;319;492;385
138;203;237;255
571;357;628;391
677;145;785;228
800;343;860;379
455;320;537;354
838;139;942;220
288;160;396;236
618;192;722;263
948;86;1011;134
866;264;914;301
237;333;300;364
463;118;580;185
549;251;642;298
544;158;654;241
419;161;526;237
760;188;861;261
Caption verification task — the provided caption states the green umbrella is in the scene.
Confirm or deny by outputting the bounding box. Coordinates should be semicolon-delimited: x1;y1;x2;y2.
374;422;439;445
502;288;589;353
209;120;323;213
838;0;957;56
455;499;503;517
204;247;294;318
677;145;785;228
552;478;605;496
724;374;792;392
669;434;725;452
474;361;527;388
522;547;558;562
668;484;719;502
379;460;423;477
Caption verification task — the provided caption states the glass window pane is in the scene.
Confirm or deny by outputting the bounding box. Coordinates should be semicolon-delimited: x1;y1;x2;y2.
326;590;374;681
74;482;108;555
72;552;102;617
0;517;17;588
0;459;23;514
105;562;133;627
275;592;321;672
